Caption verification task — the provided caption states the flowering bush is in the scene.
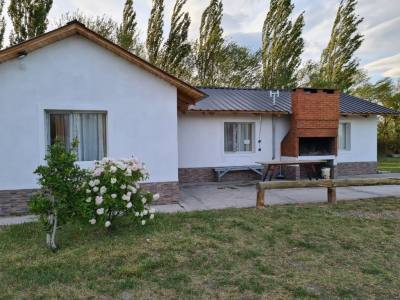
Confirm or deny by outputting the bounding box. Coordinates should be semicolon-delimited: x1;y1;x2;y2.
84;158;158;228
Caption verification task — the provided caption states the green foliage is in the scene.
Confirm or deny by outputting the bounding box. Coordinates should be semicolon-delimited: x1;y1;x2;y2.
216;42;261;88
353;78;400;154
261;0;304;89
317;0;364;91
30;139;88;224
116;0;138;52
161;0;191;77
146;0;164;65
0;0;5;49
29;139;88;249
8;0;52;45
196;0;224;86
56;11;118;43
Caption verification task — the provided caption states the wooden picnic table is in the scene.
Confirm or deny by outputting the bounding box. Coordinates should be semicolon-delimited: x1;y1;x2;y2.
256;160;328;181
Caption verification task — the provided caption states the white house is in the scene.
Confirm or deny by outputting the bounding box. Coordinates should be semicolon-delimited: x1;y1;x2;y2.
0;21;397;216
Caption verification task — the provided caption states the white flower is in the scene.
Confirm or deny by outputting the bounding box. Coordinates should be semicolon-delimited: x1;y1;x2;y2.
100;186;107;195
89;180;95;187
86;189;91;194
126;202;133;209
149;208;156;214
141;197;147;204
111;194;117;199
94;179;100;186
128;185;137;193
93;186;99;192
141;220;146;226
93;168;103;177
125;169;132;176
122;193;131;201
86;197;92;203
120;184;127;190
135;183;140;189
105;221;111;228
150;214;154;220
110;166;117;173
89;218;96;225
111;178;117;184
82;182;86;187
143;209;148;216
95;196;103;206
153;193;160;201
134;212;140;217
96;208;104;215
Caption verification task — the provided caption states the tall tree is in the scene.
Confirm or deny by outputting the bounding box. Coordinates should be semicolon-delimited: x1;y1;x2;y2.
117;0;138;52
161;0;191;77
8;0;53;45
57;11;118;43
261;0;304;89
196;0;224;86
0;0;5;49
146;0;164;65
216;43;261;88
318;0;364;91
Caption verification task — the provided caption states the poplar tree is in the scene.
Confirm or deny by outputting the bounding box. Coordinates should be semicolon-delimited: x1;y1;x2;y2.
319;0;363;91
161;0;191;77
0;0;5;49
261;0;304;89
146;0;164;65
196;0;224;86
117;0;138;51
8;0;53;45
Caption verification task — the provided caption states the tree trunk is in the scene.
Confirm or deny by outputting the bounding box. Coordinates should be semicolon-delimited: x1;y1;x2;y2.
46;195;58;251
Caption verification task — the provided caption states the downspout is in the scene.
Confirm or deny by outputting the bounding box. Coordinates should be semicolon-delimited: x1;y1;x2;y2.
272;115;276;160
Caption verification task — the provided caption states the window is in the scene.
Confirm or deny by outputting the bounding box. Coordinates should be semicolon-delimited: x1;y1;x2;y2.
46;111;107;161
339;123;351;151
224;122;254;152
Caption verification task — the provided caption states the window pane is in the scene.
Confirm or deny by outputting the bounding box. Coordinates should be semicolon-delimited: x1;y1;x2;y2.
224;122;254;152
339;123;350;150
49;113;70;148
48;112;107;161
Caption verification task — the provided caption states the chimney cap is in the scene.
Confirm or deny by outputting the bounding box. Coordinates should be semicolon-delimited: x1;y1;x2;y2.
293;87;338;93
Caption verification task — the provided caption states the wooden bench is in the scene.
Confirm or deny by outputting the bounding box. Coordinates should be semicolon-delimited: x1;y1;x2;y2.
214;165;264;182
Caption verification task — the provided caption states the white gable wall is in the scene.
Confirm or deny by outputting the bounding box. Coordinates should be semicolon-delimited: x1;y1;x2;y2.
0;36;178;190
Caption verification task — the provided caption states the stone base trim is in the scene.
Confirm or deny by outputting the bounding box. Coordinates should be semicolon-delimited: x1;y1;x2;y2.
141;181;180;205
336;162;377;177
0;182;180;217
0;189;38;217
179;167;261;184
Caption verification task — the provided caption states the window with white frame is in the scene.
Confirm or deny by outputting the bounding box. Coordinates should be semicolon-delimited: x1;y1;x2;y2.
224;122;255;152
46;111;107;161
339;123;351;151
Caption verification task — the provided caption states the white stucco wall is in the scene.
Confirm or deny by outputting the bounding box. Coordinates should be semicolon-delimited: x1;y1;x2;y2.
337;116;378;163
178;114;378;168
0;36;178;190
178;113;291;168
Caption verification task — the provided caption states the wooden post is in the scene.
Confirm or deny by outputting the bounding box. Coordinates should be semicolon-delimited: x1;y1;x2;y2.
256;189;265;209
327;187;336;204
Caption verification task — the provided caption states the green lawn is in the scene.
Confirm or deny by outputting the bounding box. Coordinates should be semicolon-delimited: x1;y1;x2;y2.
1;198;400;299
378;156;400;173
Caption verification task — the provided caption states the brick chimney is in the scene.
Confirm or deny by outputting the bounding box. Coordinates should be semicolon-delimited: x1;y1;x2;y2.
281;88;340;157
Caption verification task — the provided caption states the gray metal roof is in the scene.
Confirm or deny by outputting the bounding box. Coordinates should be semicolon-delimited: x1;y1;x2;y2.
189;87;399;115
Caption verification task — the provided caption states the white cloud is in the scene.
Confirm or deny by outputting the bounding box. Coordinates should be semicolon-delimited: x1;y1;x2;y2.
364;53;400;77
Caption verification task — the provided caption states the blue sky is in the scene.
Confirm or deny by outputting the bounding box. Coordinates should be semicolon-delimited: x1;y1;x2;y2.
3;0;400;81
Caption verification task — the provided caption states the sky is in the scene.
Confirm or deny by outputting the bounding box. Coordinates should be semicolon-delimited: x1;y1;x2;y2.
2;0;400;81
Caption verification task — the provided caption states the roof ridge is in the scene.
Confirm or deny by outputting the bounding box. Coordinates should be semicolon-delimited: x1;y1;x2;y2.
196;86;290;92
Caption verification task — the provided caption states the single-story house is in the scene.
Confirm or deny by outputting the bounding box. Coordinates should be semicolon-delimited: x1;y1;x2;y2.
0;21;398;216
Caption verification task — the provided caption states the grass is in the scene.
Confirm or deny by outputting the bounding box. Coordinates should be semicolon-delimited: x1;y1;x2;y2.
378;156;400;173
1;198;400;299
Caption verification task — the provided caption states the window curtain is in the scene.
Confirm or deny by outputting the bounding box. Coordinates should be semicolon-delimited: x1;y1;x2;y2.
70;113;106;161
